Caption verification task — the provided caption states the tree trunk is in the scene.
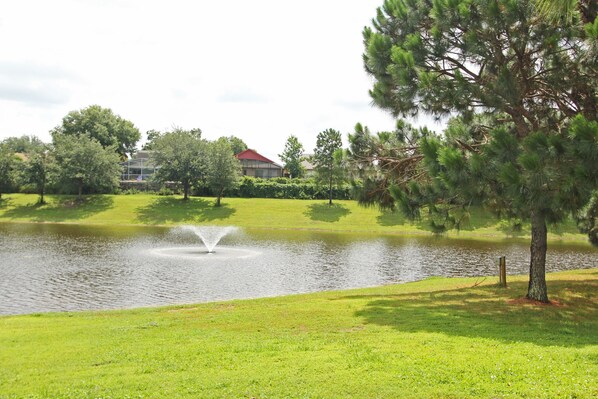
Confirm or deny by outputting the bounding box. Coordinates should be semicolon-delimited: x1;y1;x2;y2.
527;211;549;302
40;176;45;204
216;194;221;207
328;176;333;206
183;182;189;200
77;181;83;201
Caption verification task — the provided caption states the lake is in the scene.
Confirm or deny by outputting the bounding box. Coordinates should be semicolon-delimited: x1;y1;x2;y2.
0;223;595;315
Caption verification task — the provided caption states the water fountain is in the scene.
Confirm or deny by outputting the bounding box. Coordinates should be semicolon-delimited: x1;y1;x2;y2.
150;225;260;260
180;225;238;253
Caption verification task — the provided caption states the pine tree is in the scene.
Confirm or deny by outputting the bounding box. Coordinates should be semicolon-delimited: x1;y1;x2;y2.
359;0;598;302
313;129;344;206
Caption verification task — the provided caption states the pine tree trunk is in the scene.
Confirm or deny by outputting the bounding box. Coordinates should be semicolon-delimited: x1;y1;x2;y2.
527;211;549;302
328;176;333;206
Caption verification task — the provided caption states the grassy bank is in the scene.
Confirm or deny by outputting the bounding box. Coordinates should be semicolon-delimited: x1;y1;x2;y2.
1;269;596;398
0;193;589;242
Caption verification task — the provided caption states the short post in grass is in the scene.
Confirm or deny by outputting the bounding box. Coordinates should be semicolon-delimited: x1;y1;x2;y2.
498;256;507;287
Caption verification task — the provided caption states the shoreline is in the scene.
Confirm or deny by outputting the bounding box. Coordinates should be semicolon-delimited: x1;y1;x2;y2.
0;218;592;246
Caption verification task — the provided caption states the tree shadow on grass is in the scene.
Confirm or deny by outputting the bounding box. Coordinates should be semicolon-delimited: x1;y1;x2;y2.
0;197;14;209
305;203;351;223
135;196;236;225
1;195;114;222
376;210;410;227
378;208;508;235
338;279;597;347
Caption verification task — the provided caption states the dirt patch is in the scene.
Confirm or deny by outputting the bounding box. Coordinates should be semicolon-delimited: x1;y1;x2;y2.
507;297;565;307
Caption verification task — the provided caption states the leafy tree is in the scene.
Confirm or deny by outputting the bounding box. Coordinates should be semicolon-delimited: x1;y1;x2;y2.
313;129;344;206
151;129;208;200
222;135;248;155
53;135;121;200
1;135;46;154
0;144;20;200
360;0;598;302
21;146;53;204
206;138;241;206
142;129;163;150
51;105;141;159
279;135;305;178
187;128;203;139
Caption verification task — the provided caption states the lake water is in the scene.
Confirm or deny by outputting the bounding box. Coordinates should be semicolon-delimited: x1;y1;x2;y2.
0;223;595;315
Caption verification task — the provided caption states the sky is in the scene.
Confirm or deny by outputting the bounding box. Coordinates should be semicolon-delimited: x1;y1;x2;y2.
0;0;442;163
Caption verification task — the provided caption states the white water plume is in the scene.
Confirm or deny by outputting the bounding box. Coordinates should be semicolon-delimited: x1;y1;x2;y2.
179;225;239;253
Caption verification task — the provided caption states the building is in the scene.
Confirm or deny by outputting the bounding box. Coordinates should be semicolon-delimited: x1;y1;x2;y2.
300;154;316;177
120;150;159;181
236;149;283;179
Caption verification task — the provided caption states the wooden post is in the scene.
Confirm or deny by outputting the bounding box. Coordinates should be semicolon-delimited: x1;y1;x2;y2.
498;256;507;287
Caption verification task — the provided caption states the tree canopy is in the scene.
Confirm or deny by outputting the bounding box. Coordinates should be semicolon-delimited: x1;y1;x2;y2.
0;144;20;199
51;105;141;159
534;0;597;23
279;135;305;179
1;135;45;154
206;138;241;206
358;0;598;302
150;129;208;200
53;135;122;200
20;146;53;204
222;135;248;155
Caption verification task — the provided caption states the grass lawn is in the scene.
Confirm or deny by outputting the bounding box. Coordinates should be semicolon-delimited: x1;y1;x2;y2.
0;193;589;243
0;269;596;398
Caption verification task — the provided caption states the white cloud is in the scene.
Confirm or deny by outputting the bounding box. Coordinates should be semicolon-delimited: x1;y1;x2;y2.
0;61;78;106
0;0;443;163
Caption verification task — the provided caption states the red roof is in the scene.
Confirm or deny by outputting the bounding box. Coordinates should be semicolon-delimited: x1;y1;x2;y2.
235;149;275;164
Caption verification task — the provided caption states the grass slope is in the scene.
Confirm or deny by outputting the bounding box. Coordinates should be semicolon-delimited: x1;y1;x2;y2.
1;269;596;398
0;193;588;242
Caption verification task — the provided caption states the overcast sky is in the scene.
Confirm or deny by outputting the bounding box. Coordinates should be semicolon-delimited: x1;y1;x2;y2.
0;0;442;162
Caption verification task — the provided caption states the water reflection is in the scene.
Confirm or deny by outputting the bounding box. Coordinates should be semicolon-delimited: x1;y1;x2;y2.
0;223;595;315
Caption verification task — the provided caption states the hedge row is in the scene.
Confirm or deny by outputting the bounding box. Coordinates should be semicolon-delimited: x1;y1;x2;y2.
227;177;354;200
185;177;355;200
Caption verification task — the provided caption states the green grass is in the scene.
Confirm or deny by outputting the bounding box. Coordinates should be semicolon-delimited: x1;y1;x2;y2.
0;193;589;243
0;269;596;398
